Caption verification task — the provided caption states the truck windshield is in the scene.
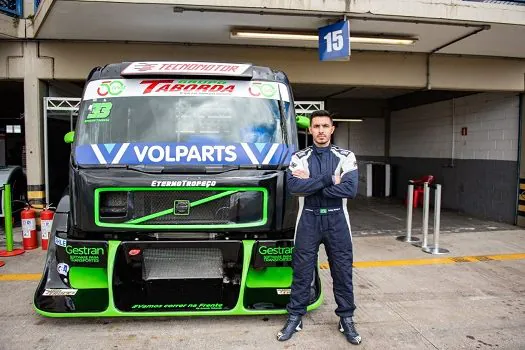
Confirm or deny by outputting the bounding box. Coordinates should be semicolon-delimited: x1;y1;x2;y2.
76;79;290;146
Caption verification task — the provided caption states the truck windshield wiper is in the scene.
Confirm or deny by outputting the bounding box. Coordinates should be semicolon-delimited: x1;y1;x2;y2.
128;165;164;173
78;164;276;173
159;165;242;174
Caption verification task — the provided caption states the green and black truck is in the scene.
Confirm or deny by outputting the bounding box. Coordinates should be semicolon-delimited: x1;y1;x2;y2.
34;61;321;317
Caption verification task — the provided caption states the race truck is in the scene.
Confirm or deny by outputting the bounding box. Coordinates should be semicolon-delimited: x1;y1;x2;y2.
34;61;321;317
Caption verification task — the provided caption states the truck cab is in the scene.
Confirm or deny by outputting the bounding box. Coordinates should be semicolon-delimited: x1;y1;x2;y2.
34;61;322;317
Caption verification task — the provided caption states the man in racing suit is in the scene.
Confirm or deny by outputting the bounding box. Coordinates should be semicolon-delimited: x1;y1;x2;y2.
277;110;361;345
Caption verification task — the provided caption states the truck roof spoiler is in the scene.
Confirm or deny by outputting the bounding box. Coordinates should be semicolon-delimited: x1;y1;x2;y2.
86;62;288;84
120;61;254;78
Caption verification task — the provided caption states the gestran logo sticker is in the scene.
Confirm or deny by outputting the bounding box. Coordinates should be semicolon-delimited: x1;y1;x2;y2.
83;79;290;102
258;245;294;263
65;245;104;263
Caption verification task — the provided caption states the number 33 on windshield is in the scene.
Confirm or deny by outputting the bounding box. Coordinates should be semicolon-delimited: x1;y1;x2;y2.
86;102;113;122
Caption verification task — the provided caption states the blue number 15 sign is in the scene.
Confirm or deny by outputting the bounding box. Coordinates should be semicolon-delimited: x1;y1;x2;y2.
318;20;350;61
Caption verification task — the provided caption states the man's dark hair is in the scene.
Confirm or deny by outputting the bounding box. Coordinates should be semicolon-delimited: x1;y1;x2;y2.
310;110;333;124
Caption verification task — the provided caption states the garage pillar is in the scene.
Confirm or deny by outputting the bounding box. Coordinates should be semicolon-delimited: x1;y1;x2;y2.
518;93;525;226
23;42;50;207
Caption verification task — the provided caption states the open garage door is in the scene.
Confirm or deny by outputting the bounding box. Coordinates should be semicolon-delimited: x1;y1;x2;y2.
43;97;80;206
292;84;521;230
294;101;324;148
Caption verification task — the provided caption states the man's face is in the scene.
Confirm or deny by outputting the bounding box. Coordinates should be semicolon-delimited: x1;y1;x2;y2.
309;116;335;147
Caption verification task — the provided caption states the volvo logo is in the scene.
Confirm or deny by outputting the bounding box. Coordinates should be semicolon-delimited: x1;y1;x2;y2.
174;200;190;215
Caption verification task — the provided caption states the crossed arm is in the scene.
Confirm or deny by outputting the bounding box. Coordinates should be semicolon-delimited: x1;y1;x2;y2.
286;153;358;198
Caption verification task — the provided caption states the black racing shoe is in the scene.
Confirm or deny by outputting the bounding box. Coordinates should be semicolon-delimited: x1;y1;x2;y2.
339;317;362;345
276;315;303;341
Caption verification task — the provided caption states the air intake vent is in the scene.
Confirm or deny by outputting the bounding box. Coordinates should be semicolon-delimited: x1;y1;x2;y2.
143;248;223;280
99;191;128;217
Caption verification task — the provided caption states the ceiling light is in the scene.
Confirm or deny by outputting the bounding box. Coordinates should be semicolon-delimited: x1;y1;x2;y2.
230;29;417;46
333;118;363;122
350;37;416;45
232;31;318;41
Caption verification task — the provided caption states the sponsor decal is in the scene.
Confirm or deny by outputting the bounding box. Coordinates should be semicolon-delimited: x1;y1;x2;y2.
173;200;190;215
253;241;294;268
76;142;292;166
131;303;223;310
462;0;524;5
83;79;290;102
85;102;113;123
55;236;67;247
43;288;78;296
277;289;291;295
121;62;251;75
97;80;125;97
140;80;235;95
57;263;70;276
56;241;107;267
151;180;217;187
65;245;104;263
258;245;294;263
248;82;278;99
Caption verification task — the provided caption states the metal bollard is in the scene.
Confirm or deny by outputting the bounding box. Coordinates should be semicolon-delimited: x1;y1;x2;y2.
397;183;420;243
423;184;449;255
0;184;25;257
413;182;430;248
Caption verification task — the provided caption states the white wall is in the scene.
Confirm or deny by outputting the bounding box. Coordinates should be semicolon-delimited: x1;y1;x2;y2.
334;118;385;157
391;92;519;161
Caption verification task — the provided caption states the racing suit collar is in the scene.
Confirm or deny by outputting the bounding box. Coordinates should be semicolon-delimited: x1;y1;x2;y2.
312;143;331;154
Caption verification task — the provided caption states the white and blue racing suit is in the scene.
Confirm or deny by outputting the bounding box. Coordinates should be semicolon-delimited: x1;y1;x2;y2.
286;143;358;317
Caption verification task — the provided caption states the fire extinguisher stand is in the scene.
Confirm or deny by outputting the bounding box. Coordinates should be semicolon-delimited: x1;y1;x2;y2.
0;184;25;257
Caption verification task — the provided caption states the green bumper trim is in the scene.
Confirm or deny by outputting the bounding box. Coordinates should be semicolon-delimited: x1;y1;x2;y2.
69;267;108;289
34;240;324;317
246;267;293;288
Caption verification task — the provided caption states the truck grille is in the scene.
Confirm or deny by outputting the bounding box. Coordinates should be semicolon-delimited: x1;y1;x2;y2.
96;188;266;227
134;191;232;224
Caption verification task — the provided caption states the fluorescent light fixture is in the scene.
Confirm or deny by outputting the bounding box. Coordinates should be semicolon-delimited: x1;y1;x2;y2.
230;29;417;46
350;37;416;45
333;118;363;122
232;31;318;41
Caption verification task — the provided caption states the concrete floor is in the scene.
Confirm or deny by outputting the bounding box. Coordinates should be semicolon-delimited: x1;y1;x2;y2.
348;197;519;236
0;229;524;350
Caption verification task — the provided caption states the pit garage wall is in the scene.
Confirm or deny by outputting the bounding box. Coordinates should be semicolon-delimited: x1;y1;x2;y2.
330;98;386;161
333;118;385;160
390;92;520;223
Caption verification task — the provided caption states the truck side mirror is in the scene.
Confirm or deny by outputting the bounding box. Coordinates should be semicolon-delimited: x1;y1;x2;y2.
296;115;310;129
64;131;75;144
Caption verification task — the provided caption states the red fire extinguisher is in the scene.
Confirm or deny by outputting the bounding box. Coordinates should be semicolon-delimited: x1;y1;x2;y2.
40;206;55;251
21;206;38;250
